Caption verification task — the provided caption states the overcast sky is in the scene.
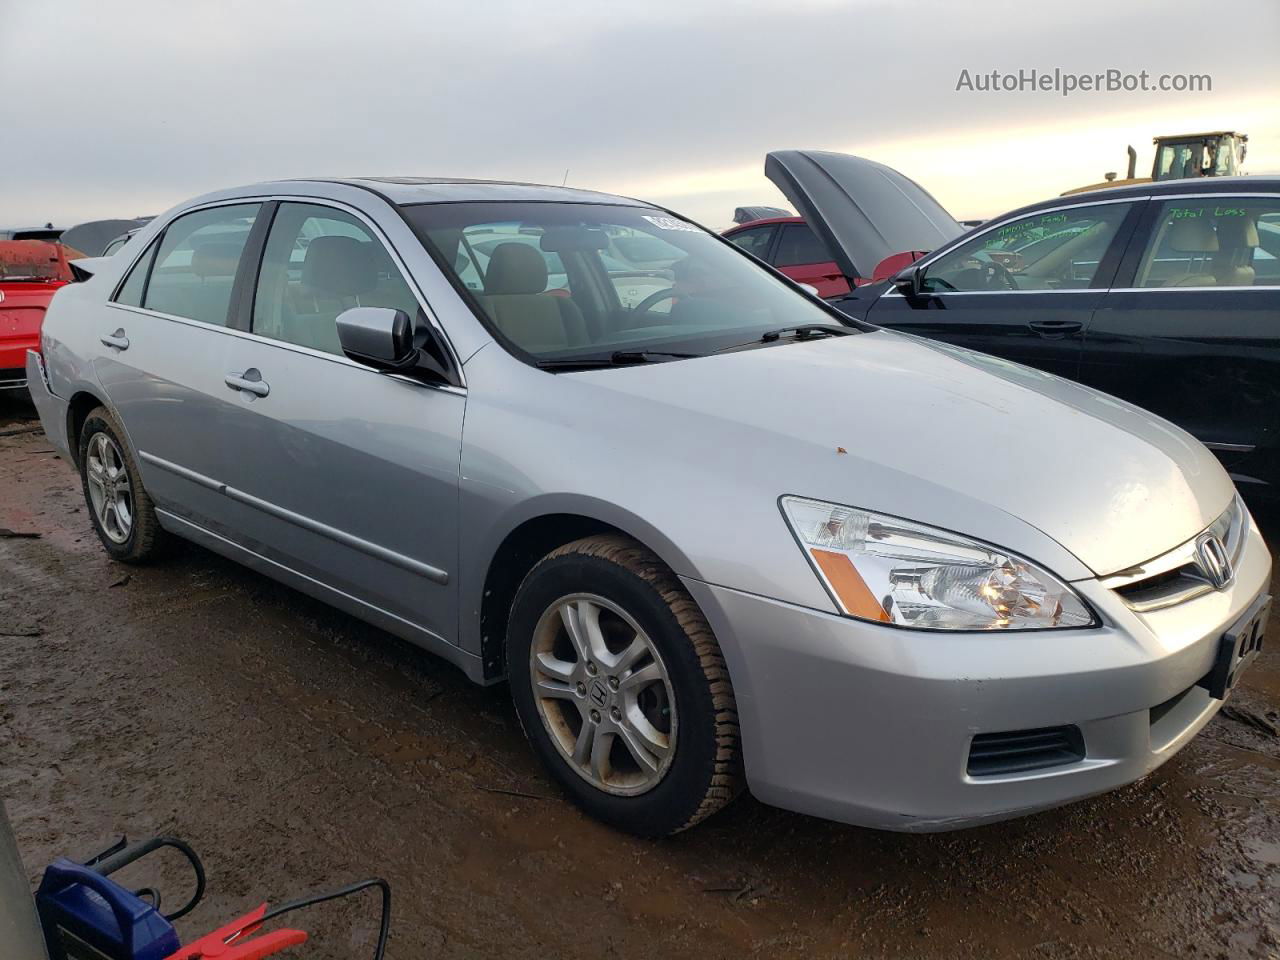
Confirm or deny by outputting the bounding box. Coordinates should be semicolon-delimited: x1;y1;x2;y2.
2;0;1277;229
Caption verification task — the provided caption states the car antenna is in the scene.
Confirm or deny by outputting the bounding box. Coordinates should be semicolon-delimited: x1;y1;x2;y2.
562;169;570;186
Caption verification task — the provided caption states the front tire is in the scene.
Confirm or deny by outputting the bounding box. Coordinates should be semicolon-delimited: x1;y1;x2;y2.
79;406;167;563
507;535;743;836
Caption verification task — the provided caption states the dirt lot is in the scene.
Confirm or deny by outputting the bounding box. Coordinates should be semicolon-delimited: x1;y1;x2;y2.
2;393;1279;960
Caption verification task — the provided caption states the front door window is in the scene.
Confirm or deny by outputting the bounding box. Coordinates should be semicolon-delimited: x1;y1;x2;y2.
921;203;1133;293
252;203;420;355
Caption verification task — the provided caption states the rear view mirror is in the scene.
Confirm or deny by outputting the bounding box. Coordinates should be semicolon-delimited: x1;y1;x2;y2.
336;307;415;369
539;227;609;253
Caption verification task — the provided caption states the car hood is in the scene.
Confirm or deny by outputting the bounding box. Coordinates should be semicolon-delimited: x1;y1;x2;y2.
58;219;146;258
764;150;965;279
570;332;1233;579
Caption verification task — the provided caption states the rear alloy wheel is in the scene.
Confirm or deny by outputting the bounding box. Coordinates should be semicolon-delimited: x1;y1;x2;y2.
508;535;743;836
85;431;134;545
78;407;167;563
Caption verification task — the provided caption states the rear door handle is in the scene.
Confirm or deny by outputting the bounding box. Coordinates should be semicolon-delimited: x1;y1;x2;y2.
1027;320;1084;338
100;329;130;350
224;369;270;398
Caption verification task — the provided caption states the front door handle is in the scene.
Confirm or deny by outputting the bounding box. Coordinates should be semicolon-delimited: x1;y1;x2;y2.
100;328;130;350
224;369;270;398
1027;320;1084;338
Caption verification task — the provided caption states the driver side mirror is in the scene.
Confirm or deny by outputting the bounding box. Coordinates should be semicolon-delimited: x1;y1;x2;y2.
891;264;923;300
336;307;456;385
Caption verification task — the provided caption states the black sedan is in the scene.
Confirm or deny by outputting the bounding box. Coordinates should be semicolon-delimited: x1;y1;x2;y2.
769;155;1280;504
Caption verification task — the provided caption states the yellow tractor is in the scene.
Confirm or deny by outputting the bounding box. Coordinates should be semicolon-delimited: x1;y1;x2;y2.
1063;131;1248;196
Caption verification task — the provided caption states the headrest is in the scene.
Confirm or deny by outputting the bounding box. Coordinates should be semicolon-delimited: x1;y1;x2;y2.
191;242;243;279
485;242;547;295
302;236;376;296
1215;214;1259;249
1167;217;1218;253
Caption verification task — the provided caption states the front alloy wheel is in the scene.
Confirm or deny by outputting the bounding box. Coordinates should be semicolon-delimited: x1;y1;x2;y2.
507;535;743;836
530;594;676;796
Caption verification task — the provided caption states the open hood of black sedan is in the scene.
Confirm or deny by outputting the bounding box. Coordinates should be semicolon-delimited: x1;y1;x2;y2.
58;219;148;258
764;150;965;279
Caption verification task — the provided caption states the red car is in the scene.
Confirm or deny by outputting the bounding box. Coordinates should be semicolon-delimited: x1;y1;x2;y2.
0;240;77;393
723;151;963;297
722;215;855;298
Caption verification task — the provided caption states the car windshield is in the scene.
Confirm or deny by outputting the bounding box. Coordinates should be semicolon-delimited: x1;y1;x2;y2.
403;201;849;363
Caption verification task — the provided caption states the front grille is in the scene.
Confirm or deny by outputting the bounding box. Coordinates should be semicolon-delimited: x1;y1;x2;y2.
1101;498;1247;612
967;725;1085;776
1112;562;1205;609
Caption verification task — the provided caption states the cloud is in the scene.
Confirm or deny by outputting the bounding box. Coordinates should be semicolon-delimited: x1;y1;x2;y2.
1;0;1276;227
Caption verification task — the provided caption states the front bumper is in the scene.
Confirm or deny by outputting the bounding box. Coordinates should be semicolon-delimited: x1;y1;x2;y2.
683;519;1271;832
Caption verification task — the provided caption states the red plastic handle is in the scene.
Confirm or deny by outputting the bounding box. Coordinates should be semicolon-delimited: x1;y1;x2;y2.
164;904;307;960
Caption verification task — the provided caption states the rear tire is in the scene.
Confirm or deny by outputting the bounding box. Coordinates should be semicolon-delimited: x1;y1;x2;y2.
78;406;167;563
507;534;743;836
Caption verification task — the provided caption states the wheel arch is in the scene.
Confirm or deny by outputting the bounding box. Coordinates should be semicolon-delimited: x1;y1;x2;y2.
65;389;109;469
470;499;700;682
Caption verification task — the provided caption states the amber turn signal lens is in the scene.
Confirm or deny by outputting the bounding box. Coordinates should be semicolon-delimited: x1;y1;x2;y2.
810;548;891;622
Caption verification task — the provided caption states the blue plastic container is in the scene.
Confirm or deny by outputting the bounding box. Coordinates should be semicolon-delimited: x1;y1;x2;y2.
35;857;180;960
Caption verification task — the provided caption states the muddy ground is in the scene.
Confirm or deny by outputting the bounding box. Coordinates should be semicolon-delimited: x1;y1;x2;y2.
2;393;1278;960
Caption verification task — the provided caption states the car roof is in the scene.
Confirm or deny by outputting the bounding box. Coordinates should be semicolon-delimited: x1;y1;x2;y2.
295;177;650;207
1009;175;1280;217
166;177;657;217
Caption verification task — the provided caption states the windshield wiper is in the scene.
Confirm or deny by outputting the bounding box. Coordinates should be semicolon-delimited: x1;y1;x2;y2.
535;349;700;370
611;350;699;362
712;323;855;354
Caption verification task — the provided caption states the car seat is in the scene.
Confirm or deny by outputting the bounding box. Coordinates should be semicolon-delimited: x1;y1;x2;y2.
284;236;377;353
147;241;241;325
1163;217;1218;287
1212;215;1258;286
478;242;587;351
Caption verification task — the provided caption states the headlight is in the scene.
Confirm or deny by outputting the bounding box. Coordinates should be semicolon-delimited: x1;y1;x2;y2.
780;496;1096;630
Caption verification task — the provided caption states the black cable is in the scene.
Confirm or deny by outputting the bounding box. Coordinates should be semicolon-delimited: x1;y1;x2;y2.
152;838;206;922
89;836;206;922
133;886;162;913
252;877;391;960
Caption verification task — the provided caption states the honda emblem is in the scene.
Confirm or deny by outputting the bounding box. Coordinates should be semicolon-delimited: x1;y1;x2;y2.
1195;534;1233;589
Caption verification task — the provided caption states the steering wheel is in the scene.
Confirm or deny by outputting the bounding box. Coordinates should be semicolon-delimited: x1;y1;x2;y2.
630;288;677;317
979;258;1019;291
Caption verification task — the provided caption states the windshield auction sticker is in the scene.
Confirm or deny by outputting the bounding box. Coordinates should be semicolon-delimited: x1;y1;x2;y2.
642;215;700;233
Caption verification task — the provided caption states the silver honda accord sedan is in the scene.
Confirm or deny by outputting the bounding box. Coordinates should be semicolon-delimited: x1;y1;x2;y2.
26;177;1270;836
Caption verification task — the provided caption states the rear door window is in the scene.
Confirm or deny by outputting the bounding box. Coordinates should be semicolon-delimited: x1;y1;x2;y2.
1134;198;1280;288
727;225;776;260
113;240;157;307
142;204;261;325
251;203;420;356
774;224;834;267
